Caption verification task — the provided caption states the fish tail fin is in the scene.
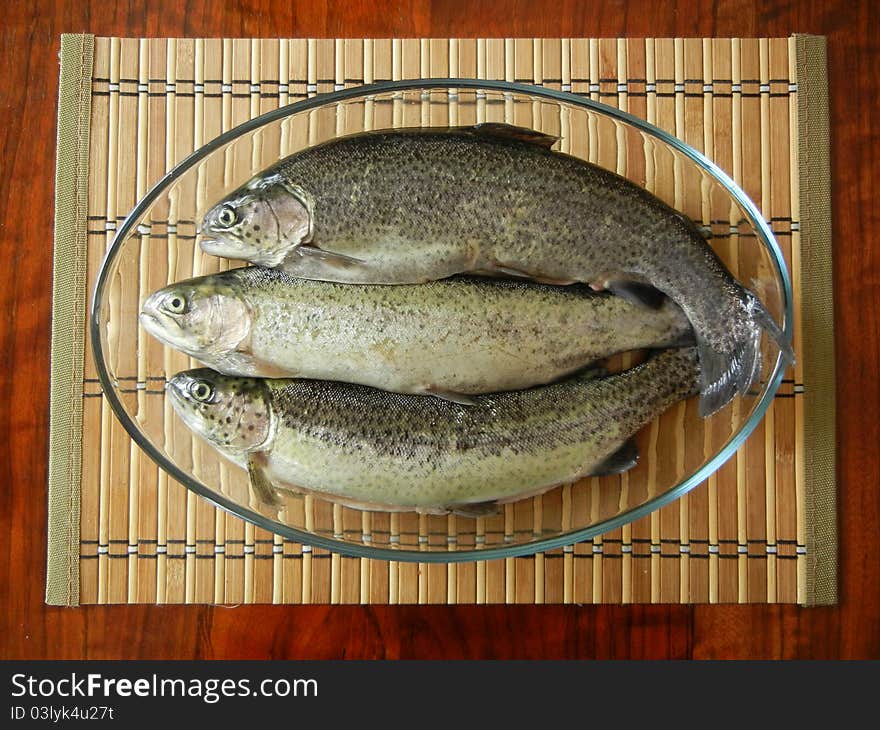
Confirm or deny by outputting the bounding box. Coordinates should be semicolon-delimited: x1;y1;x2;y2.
697;289;794;418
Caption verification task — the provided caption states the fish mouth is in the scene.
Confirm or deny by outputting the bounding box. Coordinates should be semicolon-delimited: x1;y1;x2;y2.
199;236;237;257
165;373;200;414
139;310;190;352
164;377;187;413
165;378;204;434
139;310;162;338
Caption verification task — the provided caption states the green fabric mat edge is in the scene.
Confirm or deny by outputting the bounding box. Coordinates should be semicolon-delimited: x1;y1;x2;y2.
46;33;94;606
796;34;837;606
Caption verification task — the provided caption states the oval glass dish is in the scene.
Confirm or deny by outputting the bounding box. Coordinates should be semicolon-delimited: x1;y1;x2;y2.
91;79;793;562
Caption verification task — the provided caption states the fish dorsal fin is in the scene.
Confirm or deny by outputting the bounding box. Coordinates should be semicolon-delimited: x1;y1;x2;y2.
470;123;558;149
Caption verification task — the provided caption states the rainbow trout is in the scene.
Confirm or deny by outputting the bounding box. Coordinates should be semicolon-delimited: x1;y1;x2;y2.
199;124;792;416
141;267;692;400
166;347;700;514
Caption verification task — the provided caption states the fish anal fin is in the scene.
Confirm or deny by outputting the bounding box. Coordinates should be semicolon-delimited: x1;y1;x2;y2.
470;123;559;149
474;262;575;285
658;298;698;348
667;327;698;349
574;365;609;381
592;276;666;310
448;501;502;518
247;453;282;506
589;439;640;477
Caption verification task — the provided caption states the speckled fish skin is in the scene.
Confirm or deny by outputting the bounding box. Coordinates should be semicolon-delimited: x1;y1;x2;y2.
166;347;700;514
141;266;693;397
199;125;792;417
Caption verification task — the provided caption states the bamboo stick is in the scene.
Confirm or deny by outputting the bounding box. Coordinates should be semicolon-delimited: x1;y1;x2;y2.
769;36;798;603
740;38;770;603
703;38;720;604
789;36;808;605
730;38;749;603
97;36;120;605
80;36;111;604
129;37;150;604
757;38;779;604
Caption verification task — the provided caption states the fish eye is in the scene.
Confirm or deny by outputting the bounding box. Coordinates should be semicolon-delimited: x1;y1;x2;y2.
217;205;238;228
164;293;187;314
190;381;214;402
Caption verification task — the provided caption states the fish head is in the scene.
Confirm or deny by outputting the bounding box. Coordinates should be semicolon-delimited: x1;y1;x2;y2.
140;278;251;359
166;369;274;453
199;174;312;267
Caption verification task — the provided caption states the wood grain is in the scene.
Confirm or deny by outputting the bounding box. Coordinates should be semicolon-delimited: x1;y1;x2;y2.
1;0;877;659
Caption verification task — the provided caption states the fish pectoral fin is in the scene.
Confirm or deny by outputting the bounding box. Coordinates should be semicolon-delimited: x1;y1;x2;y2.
476;262;576;285
420;386;478;406
533;274;576;285
594;277;667;310
481;264;532;280
247;453;282;506
228;346;294;379
293;244;368;269
589;439;640;477
448;501;502;518
214;351;280;378
249;359;294;379
470;123;559;150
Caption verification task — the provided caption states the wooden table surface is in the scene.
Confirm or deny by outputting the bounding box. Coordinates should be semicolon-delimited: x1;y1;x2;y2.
1;0;876;660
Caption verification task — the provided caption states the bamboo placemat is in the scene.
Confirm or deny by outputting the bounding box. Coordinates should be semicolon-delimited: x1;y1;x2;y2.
48;34;835;606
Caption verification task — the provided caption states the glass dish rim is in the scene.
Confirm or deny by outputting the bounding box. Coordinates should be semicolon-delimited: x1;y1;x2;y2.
90;78;794;564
